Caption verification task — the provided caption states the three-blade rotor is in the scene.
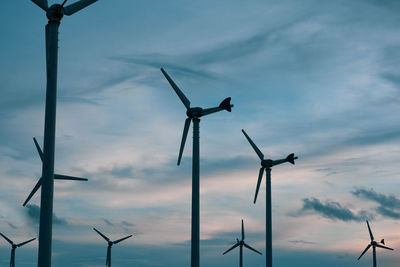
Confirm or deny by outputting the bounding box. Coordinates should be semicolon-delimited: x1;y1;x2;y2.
222;220;262;256
93;228;133;266
241;129;297;203
31;0;99;16
23;137;88;206
160;68;233;165
0;233;36;248
358;220;394;261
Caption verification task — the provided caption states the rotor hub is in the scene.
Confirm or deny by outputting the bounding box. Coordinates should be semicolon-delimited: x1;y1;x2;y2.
261;159;273;168
186;107;203;119
46;4;64;22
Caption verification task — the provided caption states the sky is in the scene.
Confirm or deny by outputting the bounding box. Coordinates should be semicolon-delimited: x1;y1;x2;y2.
1;0;400;266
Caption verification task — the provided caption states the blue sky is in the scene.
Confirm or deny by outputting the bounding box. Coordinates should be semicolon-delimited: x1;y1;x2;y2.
1;0;400;266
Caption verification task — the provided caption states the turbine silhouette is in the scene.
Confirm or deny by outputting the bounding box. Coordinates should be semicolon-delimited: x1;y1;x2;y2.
0;233;36;267
358;221;393;267
161;68;233;267
223;220;262;267
24;1;99;266
242;129;297;267
93;228;132;267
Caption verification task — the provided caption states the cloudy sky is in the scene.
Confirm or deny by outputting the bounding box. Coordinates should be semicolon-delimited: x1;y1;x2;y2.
1;0;400;266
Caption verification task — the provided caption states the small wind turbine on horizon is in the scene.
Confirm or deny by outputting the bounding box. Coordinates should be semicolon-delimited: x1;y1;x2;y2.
24;1;99;266
358;220;394;267
241;129;297;267
223;220;262;267
161;68;233;267
0;233;36;267
93;228;133;267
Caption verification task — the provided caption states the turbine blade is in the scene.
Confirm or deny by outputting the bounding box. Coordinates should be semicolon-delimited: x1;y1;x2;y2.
241;219;245;240
254;167;264;204
64;0;99;16
222;243;239;255
241;129;264;160
93;228;110;242
17;238;36;247
113;234;132;244
11;249;15;267
160;68;191;110
33;137;44;162
54;174;88;181
358;244;371;260
0;233;13;245
376;244;394;251
106;246;111;266
366;221;374;242
177;118;191;166
243;243;262;255
31;0;48;11
23;178;43;207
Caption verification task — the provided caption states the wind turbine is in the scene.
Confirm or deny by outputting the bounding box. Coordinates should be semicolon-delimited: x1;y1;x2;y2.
241;129;297;267
161;68;233;267
358;220;394;267
93;228;133;267
223;220;262;267
24;1;99;266
0;233;36;267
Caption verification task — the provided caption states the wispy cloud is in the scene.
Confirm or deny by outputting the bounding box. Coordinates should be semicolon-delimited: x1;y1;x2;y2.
288;240;316;245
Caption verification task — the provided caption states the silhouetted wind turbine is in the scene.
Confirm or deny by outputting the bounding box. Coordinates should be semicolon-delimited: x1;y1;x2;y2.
358;220;394;267
223;220;262;267
93;228;132;267
24;1;99;266
161;68;233;267
241;129;297;267
0;233;36;267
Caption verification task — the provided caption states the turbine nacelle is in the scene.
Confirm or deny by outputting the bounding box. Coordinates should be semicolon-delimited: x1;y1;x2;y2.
46;3;65;22
185;97;233;119
261;153;297;169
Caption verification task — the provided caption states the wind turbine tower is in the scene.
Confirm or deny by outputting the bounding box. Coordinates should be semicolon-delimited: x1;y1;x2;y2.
0;233;36;267
24;1;99;266
161;68;233;267
93;228;133;267
223;220;262;267
358;220;394;267
241;129;297;267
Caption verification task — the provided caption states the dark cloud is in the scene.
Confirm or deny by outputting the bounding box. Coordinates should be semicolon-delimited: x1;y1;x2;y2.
122;221;134;227
295;197;371;222
376;206;400;219
103;219;114;226
6;221;17;229
352;188;400;209
352;188;400;219
24;204;68;225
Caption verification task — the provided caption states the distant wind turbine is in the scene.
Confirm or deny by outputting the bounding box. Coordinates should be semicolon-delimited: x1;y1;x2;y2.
241;129;297;267
24;1;99;266
161;68;233;267
223;220;262;267
0;233;36;267
93;228;133;267
358;220;394;267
